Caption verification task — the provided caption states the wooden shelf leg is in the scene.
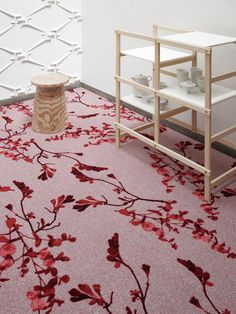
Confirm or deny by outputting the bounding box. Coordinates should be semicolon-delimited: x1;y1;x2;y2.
204;113;212;202
116;86;121;148
154;95;161;142
116;32;121;148
191;52;198;132
154;40;160;143
191;111;197;133
204;50;212;202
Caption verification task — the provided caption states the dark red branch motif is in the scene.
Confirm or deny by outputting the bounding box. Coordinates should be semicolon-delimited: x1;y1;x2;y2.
145;144;226;220
44;89;143;145
118;207;236;258
107;233;150;314
147;143;204;193
177;259;231;314
69;233;150;313
0;181;76;313
71;165;236;259
67;89;147;122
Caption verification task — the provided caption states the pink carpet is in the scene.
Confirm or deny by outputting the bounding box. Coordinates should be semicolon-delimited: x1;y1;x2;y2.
0;88;235;314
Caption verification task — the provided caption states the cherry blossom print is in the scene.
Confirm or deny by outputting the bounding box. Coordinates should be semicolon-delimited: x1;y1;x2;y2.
0;88;235;313
0;181;76;312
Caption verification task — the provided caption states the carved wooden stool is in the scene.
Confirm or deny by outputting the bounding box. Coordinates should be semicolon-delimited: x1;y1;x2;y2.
31;73;69;133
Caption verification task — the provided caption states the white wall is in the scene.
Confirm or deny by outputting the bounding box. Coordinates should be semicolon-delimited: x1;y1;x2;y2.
82;0;236;143
0;0;82;99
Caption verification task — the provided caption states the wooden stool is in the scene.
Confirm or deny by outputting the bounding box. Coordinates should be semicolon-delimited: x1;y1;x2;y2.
31;73;69;134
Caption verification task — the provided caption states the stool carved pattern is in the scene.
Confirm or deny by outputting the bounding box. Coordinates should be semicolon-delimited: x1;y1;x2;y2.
32;73;69;134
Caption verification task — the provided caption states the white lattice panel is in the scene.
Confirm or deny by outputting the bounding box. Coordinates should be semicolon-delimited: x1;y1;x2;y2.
0;0;82;99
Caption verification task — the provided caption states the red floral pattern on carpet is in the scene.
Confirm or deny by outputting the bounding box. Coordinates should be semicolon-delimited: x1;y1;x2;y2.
0;88;235;313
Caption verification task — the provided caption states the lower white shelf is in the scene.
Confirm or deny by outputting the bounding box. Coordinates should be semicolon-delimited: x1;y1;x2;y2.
159;84;236;109
121;94;181;115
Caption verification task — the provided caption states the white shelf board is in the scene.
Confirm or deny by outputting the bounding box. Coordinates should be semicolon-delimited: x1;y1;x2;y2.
161;31;236;48
121;94;181;115
121;46;192;63
159;84;236;109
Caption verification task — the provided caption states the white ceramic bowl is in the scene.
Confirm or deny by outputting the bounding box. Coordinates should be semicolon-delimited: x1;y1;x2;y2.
160;98;168;110
181;80;196;94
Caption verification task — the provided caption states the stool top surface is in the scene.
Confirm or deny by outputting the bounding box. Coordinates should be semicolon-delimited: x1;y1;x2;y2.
32;73;69;87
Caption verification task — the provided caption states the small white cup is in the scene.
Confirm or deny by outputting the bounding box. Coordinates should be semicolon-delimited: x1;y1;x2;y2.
191;67;203;84
176;69;189;87
197;76;205;93
160;98;168;109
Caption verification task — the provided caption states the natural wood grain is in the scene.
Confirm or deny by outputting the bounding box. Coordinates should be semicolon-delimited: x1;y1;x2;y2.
32;82;68;134
32;73;69;88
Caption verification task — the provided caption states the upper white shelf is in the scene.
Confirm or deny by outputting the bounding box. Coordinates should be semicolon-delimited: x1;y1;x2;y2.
121;46;192;63
159;84;236;109
160;31;236;48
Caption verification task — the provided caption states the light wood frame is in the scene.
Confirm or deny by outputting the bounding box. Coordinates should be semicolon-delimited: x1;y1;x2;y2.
115;25;236;202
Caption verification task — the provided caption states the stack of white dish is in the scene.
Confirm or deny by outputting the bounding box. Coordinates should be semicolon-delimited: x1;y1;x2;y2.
131;74;168;109
176;67;205;94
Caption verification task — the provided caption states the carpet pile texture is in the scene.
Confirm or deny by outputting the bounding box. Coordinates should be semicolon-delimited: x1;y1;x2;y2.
0;88;235;314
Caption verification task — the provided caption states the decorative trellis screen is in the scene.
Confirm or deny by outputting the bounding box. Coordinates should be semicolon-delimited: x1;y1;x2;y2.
0;0;82;100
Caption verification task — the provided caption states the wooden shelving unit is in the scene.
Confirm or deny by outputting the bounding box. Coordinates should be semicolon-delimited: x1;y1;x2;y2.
115;25;236;202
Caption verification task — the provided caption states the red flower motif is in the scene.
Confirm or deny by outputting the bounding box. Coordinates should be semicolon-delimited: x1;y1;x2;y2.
175;140;192;155
177;259;214;288
38;165;56;181
177;259;228;313
6;217;16;229
0;256;14;270
71;167;94;184
0;186;13;192
130;289;142;302
39;248;55;267
73;196;105;212
77;163;108;172
50;195;75;213
69;284;105;306
190;296;204;310
27;289;48;311
39;248;50;260
27;289;39;300
157;167;169;176
106;233;123;268
13;181;33;199
142;222;155;232
0;243;16;257
0;236;8;243
44;257;55;267
2;116;13;124
142;264;150;279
